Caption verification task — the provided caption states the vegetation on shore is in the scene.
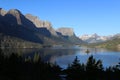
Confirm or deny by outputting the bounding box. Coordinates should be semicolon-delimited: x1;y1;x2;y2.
64;56;120;80
0;49;61;80
83;38;120;51
0;33;42;48
96;38;120;50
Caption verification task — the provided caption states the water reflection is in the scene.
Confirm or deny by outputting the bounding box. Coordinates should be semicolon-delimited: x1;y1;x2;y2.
2;47;120;69
56;47;120;69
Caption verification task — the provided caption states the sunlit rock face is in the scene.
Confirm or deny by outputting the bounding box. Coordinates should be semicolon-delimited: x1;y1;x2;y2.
25;14;44;27
7;9;22;25
56;27;83;44
25;14;57;36
0;8;7;16
56;28;75;37
4;9;38;30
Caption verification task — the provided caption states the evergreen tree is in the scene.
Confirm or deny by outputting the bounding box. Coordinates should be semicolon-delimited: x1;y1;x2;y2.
33;53;40;63
86;55;103;72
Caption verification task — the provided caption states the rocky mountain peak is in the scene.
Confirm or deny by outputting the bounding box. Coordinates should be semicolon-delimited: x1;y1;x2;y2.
25;14;57;36
79;33;112;43
25;14;43;27
43;21;52;28
25;14;52;28
0;8;7;16
6;9;22;25
8;9;21;14
92;33;99;38
56;28;75;36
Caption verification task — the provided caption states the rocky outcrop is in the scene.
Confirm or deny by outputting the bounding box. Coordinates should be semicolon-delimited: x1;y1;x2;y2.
4;9;37;30
0;8;7;16
56;28;75;37
25;14;57;36
25;14;44;27
25;14;52;28
6;9;22;25
56;28;83;44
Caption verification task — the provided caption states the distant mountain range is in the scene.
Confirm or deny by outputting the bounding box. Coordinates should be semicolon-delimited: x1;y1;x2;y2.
0;8;83;48
80;33;120;50
79;33;119;43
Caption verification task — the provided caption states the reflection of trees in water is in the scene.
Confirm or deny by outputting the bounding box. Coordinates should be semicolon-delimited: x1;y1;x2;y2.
1;47;113;66
1;48;120;80
80;47;109;54
1;48;38;55
1;48;79;63
41;49;78;63
0;49;61;80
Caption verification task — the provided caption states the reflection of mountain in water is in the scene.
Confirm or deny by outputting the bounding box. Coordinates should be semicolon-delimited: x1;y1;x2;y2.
1;48;80;63
2;47;119;69
1;47;109;62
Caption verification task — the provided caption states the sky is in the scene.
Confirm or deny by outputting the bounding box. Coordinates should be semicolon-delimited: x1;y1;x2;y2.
0;0;120;36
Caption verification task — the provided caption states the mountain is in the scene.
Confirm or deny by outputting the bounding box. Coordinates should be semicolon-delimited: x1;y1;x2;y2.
0;9;43;44
94;37;120;50
0;8;83;48
56;28;83;44
83;33;120;50
25;14;58;36
79;33;112;43
25;14;83;44
0;8;7;16
112;33;120;39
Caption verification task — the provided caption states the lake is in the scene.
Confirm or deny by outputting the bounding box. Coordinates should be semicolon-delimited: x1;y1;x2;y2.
2;46;120;69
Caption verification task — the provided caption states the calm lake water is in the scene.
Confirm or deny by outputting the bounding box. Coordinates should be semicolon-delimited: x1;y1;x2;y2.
3;46;120;69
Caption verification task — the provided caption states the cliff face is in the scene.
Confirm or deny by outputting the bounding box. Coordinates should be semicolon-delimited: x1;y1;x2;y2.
56;28;83;44
25;14;44;27
0;8;7;16
7;9;22;25
56;28;75;37
25;14;57;36
4;9;37;31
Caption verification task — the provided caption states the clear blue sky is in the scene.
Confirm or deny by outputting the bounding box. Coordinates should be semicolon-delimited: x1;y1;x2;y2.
0;0;120;36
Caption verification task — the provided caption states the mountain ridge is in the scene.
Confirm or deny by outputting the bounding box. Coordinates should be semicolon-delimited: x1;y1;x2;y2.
79;33;113;43
0;8;83;48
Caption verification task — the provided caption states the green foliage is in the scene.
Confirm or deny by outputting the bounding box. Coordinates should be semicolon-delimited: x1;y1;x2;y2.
86;55;103;72
25;56;32;62
87;38;120;50
33;53;40;63
70;56;83;71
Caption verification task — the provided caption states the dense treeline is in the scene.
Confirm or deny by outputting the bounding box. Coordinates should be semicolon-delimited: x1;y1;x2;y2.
0;49;120;80
86;38;120;51
0;33;42;48
64;56;120;80
0;49;61;80
96;38;120;50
